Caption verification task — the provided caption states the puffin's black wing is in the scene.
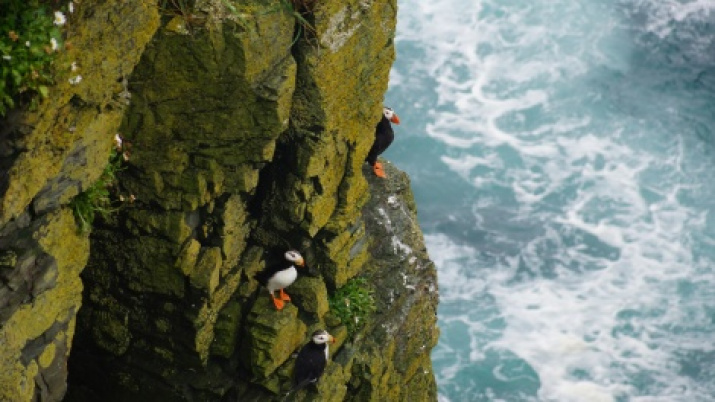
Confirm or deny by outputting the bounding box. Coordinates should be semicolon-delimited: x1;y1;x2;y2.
253;267;273;286
253;258;290;285
292;343;327;391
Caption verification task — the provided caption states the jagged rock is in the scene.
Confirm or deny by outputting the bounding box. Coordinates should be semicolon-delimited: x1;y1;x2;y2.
0;0;440;401
0;1;159;226
0;210;89;401
290;276;330;317
240;299;308;383
210;300;242;358
0;3;158;399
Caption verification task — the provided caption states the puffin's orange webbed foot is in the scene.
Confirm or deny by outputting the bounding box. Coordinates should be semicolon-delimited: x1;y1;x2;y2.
279;288;291;301
272;296;285;310
373;162;387;178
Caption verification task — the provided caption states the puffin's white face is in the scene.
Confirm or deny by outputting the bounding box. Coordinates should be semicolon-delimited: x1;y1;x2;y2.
284;250;305;267
383;107;400;124
312;330;335;345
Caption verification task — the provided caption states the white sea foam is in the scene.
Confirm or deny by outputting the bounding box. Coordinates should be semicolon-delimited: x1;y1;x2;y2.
629;0;715;38
397;0;715;400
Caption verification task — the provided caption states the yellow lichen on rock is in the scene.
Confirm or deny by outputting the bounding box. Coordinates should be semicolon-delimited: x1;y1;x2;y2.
0;209;89;401
240;300;308;381
2;0;439;400
38;343;57;369
0;0;160;226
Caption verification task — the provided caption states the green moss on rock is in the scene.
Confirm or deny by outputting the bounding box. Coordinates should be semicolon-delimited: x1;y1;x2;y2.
290;276;330;317
210;300;242;358
0;0;159;227
56;1;439;401
240;299;307;380
190;247;223;294
0;209;89;401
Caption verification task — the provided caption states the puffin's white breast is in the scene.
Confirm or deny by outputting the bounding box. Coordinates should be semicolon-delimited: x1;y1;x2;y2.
266;266;297;292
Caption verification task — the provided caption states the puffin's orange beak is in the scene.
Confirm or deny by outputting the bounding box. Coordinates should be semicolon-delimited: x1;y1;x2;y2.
329;335;335;344
390;114;400;124
296;257;305;267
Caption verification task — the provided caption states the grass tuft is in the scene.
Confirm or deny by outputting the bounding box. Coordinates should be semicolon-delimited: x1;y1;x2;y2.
69;148;125;234
329;277;377;335
158;0;205;32
277;0;316;46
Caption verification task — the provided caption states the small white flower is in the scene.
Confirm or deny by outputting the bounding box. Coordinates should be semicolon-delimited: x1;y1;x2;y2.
2;55;11;61
50;38;58;51
69;2;74;13
71;61;78;71
25;41;31;47
54;11;66;26
68;75;82;85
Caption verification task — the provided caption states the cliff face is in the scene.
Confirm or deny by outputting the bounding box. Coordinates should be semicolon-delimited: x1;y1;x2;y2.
0;1;439;401
0;1;159;400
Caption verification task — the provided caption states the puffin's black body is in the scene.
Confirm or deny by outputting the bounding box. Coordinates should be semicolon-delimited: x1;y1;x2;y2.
366;107;400;178
366;114;395;166
292;342;328;390
290;330;334;394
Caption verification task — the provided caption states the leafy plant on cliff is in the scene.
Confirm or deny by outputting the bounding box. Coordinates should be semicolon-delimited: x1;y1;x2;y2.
0;1;68;116
158;0;206;32
218;0;315;47
329;277;377;335
70;148;125;234
277;0;316;46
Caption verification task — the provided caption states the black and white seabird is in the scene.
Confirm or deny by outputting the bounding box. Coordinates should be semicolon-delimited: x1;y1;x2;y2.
290;329;335;393
254;250;305;310
366;106;400;178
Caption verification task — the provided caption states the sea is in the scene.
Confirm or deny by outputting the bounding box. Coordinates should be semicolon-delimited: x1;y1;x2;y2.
385;0;715;401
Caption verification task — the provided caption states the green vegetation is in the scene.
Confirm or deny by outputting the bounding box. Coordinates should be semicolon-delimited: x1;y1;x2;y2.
159;0;193;13
329;277;376;335
70;148;125;233
276;0;315;46
158;0;315;45
159;0;205;32
218;0;314;46
0;1;67;116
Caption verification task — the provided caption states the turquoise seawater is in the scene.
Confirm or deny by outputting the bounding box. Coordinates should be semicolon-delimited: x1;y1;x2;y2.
386;1;715;401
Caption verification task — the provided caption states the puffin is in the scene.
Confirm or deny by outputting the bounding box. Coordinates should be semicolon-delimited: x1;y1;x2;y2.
290;329;335;394
366;106;400;178
254;250;305;310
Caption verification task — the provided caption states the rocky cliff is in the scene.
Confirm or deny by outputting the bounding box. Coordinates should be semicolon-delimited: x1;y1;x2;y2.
0;1;439;401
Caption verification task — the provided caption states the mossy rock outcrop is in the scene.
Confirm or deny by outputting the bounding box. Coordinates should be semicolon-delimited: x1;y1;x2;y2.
0;1;159;401
1;0;439;401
